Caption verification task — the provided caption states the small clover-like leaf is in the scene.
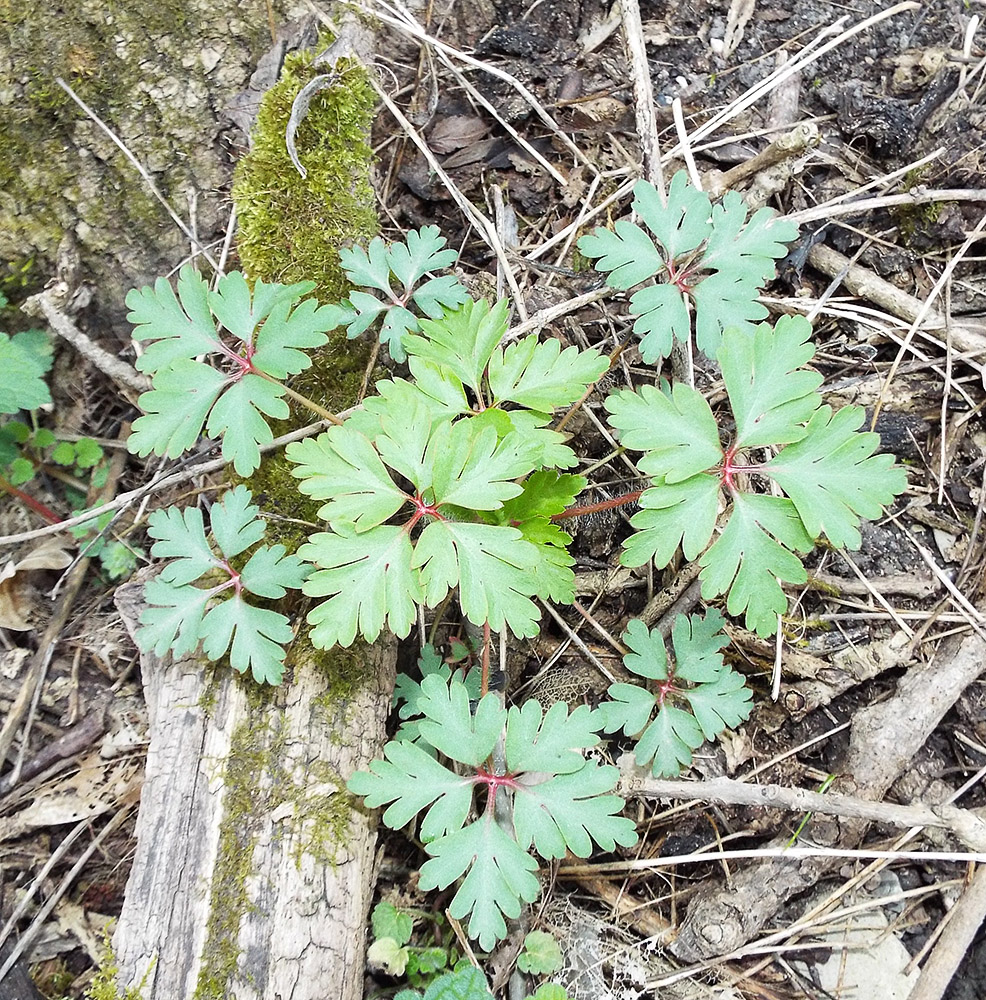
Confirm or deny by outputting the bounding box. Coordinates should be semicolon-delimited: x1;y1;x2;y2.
371;901;414;947
517;931;563;976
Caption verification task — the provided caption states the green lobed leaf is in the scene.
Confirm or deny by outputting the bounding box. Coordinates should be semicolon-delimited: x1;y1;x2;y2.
505;700;601;775
403;299;508;394
719;316;822;448
136;577;212;658
413;520;542;637
249;295;346;378
146;504;219;585
487;335;608;411
627;282;691;362
497;471;586;523
239;544;309;598
348;738;475;842
605;383;722;482
128;360;226;462
417;967;494;1000
301;523;420;648
416;674;507;768
420;814;541;953
199;596;294;685
0;330;52;413
623;474;720;569
207;485;266;559
287;425;410;530
763;405;908;549
205;373;289;477
699;492;813;637
513;762;637;859
633;172;713;259
387;226;458;288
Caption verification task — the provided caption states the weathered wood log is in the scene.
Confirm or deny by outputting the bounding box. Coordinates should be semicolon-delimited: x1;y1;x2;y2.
114;581;394;1000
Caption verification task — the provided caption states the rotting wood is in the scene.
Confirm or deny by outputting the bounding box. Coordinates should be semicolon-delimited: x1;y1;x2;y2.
113;580;395;1000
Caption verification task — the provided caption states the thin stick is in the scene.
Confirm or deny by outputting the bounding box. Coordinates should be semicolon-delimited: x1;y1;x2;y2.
619;0;665;197
55;78;220;272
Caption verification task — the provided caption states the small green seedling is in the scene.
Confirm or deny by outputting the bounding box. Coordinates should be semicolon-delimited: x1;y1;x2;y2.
517;930;563;976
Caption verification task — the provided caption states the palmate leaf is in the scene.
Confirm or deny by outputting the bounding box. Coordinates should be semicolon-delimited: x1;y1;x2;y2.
578;171;798;360
340;227;469;362
127;268;343;474
598;613;751;777
349;676;637;949
135;487;307;684
394;646;481;745
763;405;909;549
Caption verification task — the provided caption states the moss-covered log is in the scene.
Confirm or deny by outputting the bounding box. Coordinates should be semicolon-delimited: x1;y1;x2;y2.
111;19;391;1000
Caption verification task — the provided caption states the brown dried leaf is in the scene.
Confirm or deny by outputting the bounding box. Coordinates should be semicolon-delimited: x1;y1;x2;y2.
429;115;489;154
0;540;73;631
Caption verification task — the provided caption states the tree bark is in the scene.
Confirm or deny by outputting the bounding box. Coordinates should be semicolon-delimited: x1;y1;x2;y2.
114;582;394;1000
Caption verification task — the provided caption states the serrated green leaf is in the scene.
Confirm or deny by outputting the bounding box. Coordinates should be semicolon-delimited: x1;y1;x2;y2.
348;738;474;841
207;485;265;559
387;226;459;287
341;236;394;294
702;194;800;276
634;172;713;258
128;360;226;461
198;597;291;685
606;383;722;482
287;425;410;530
517;931;563;975
577;219;664;289
417;675;506;767
668;609;729;683
413;520;541;637
420;814;541;952
505;700;600;774
146;504;218;585
403;299;508;393
763;405;908;549
250;296;344;378
627;282;691;362
699;492;812;636
596;682;656;741
206;373;289;477
127;267;219;375
412;275;470;319
136;576;212;658
73;438;103;468
513;763;636;859
719;316;822;448
239;544;308;598
488;409;577;470
301;523;420;647
0;332;52;413
487;335;608;411
639;703;706;777
623;474;720;568
7;457;34;485
50;440;76;466
691;270;772;355
207;270;314;343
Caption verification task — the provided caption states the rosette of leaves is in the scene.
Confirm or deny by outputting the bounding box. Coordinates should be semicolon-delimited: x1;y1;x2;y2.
135;486;308;684
599;612;752;777
577;171;799;361
606;316;908;635
287;298;607;647
335;225;471;362
125;268;347;475
349;674;638;950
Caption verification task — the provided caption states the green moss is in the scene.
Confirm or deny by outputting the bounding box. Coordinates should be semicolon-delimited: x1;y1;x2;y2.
82;934;153;1000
